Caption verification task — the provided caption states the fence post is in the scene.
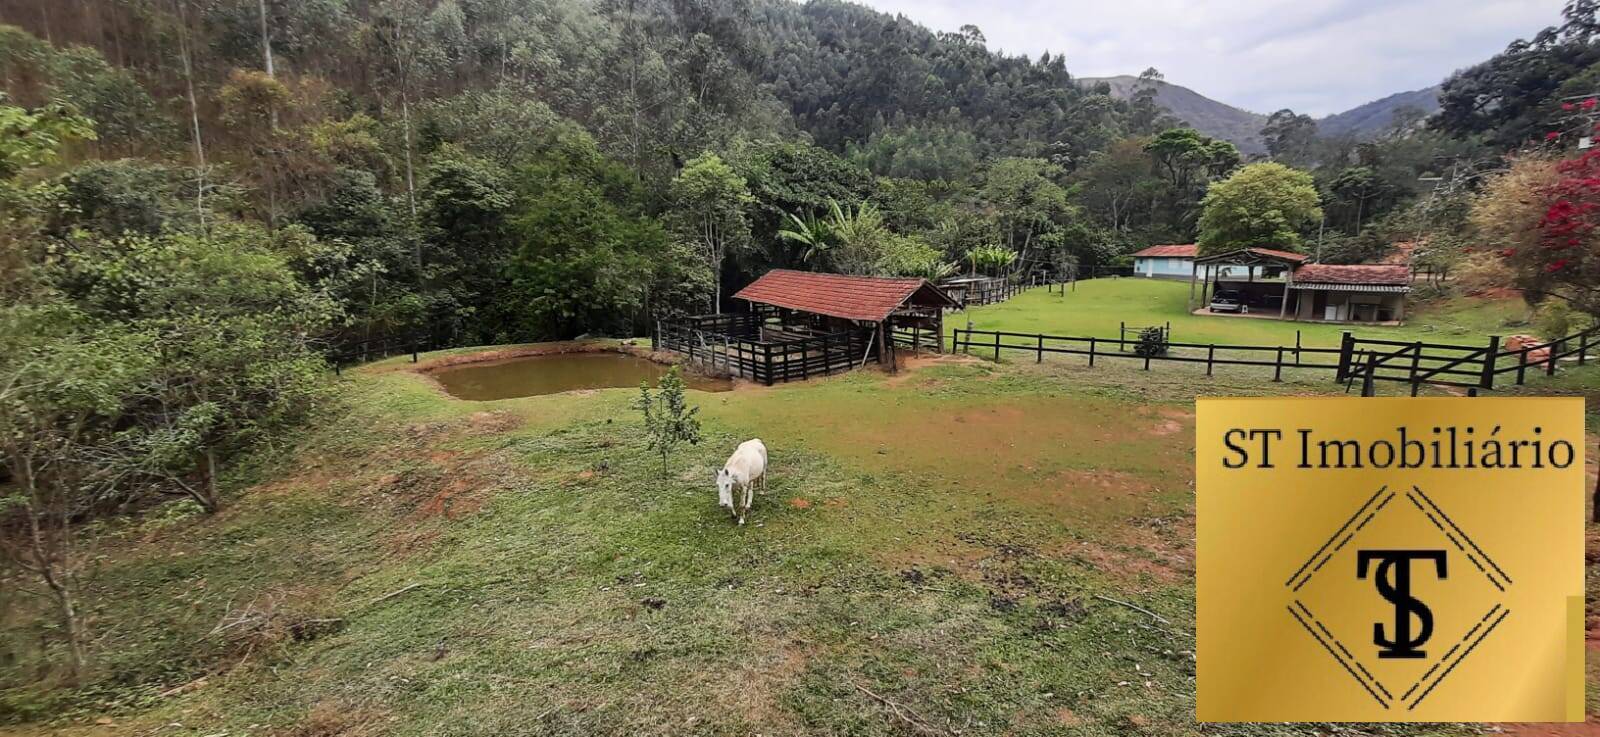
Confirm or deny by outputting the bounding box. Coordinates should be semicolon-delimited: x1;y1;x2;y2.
1362;353;1377;397
412;342;419;363
1119;322;1126;353
1335;332;1355;383
1207;345;1215;376
1295;330;1302;365
1409;342;1423;396
1580;329;1590;367
1518;348;1529;385
1143;350;1151;371
1037;334;1044;363
1479;336;1500;391
994;331;1001;362
1548;338;1562;376
1089;337;1096;367
1274;347;1283;382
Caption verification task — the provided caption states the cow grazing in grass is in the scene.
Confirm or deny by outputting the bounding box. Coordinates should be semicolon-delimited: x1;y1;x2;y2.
717;438;767;525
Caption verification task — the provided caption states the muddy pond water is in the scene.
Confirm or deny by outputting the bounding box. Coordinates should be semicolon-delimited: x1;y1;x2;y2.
430;352;732;400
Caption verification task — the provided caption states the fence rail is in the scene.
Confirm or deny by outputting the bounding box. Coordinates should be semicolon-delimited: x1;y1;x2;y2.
327;331;432;374
655;318;874;385
1340;323;1599;395
953;319;1599;395
950;327;1343;380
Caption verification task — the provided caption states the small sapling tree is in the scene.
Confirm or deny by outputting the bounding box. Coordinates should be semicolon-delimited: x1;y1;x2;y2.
633;365;701;476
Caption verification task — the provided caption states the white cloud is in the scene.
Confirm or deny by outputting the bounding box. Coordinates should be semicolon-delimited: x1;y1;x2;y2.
852;0;1562;116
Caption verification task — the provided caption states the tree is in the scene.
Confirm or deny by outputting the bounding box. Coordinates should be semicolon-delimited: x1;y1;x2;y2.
633;365;701;477
1436;2;1600;148
1260;109;1319;167
668;153;752;313
0;308;155;679
1074;137;1161;233
980;157;1069;272
1141;129;1239;236
1197;162;1322;254
1326;166;1390;234
1474;152;1600;317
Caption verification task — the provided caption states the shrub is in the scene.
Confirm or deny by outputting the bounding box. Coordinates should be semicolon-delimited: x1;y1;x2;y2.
1134;326;1169;357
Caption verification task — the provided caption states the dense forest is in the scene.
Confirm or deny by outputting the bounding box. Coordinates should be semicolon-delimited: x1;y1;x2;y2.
5;0;1600;689
2;0;1563;345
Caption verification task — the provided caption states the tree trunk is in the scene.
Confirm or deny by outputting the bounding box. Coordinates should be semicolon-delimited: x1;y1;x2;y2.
175;0;206;230
400;89;420;275
189;449;221;513
256;0;278;130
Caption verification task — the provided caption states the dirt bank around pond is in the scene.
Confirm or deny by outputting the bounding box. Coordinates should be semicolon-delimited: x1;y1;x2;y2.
399;340;663;374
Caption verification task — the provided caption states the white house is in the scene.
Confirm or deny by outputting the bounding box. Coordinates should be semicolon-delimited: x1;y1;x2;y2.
1134;244;1277;280
1131;244;1198;278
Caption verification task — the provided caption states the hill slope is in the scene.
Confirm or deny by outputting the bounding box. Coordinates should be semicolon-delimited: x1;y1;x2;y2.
1317;85;1442;138
1080;75;1268;153
1082;76;1445;152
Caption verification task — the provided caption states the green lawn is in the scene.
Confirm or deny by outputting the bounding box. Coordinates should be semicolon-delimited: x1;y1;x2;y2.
953;279;1532;348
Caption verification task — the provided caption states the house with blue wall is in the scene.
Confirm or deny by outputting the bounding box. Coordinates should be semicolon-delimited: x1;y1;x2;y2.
1133;244;1278;280
1131;244;1198;278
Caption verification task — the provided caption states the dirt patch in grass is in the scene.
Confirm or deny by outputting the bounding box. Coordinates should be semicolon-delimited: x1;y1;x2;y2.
280;701;390;737
714;639;815;730
1058;515;1194;588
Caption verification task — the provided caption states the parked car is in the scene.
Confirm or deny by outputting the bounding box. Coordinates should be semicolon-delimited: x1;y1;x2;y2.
1210;290;1247;314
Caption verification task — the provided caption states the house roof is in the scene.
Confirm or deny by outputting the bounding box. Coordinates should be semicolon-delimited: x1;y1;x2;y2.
732;269;958;322
1193;247;1309;265
1132;244;1198;258
1291;263;1412;287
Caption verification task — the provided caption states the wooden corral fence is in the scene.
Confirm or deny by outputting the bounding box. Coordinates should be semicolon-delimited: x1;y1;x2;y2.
890;320;943;353
951;327;1340;380
951;321;1600;395
1339;323;1600;396
941;277;1023;308
655;315;876;386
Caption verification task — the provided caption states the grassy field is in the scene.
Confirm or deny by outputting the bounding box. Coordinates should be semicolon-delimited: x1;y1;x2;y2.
952;279;1533;347
2;288;1596;737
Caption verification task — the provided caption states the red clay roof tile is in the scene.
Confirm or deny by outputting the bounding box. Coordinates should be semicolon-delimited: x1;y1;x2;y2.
1132;244;1198;258
732;269;950;322
1292;263;1411;285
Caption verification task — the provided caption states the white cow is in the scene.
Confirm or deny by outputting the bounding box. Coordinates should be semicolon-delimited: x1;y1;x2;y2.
716;438;768;525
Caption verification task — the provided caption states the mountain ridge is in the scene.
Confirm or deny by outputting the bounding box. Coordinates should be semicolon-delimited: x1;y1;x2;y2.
1079;75;1442;153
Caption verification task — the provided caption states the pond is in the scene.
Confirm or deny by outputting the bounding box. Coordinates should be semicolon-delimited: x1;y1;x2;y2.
429;352;732;400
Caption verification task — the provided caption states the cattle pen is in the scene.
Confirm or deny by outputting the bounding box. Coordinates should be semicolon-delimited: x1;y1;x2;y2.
655;270;958;384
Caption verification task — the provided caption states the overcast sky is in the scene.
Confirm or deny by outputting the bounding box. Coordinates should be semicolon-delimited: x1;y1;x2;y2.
853;0;1563;116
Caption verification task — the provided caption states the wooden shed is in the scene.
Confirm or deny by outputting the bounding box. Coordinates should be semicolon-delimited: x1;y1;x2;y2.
655;270;958;383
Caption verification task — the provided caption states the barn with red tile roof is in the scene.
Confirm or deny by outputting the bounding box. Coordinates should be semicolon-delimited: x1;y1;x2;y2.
655;270;958;384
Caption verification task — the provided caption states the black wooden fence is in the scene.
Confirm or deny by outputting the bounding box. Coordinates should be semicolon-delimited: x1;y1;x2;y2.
1339;323;1600;395
327;331;431;375
950;328;1342;380
655;317;875;385
952;321;1599;394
